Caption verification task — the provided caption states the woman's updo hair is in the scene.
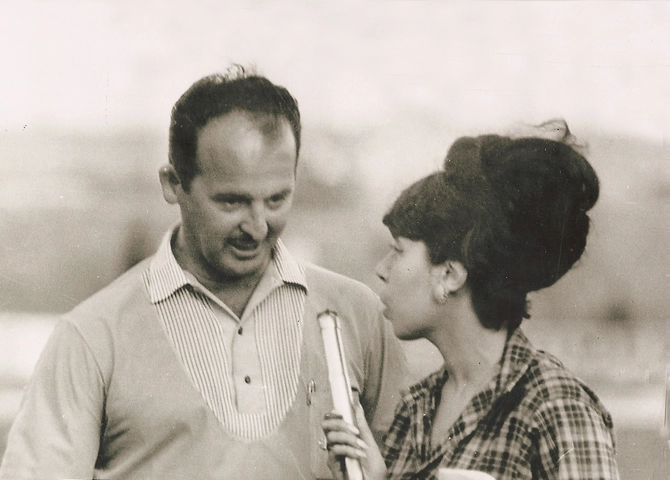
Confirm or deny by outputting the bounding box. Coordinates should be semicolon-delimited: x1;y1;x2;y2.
382;120;599;331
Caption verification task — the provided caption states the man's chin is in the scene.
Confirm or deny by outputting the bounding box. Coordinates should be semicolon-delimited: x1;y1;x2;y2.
219;252;271;280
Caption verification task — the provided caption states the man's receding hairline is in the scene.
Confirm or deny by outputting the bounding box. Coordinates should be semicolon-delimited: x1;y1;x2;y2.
190;111;298;176
198;109;298;153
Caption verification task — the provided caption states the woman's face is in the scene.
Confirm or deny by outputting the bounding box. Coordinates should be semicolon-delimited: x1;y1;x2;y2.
375;236;438;340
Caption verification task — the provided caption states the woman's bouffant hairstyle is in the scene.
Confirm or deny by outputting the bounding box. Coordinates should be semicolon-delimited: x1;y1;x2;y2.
382;120;599;331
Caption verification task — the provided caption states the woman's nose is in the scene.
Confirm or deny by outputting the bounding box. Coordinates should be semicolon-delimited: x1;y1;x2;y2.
375;257;389;282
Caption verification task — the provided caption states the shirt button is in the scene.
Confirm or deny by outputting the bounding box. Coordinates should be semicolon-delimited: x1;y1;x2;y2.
244;375;251;384
238;327;243;335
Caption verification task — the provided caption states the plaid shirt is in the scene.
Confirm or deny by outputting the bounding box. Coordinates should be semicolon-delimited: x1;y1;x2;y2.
381;329;619;480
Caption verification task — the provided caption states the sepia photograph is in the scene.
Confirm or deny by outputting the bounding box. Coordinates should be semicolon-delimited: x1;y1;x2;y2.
0;1;667;479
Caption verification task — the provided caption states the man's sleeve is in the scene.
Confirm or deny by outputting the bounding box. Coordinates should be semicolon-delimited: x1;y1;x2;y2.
533;397;620;480
0;320;104;479
360;305;410;446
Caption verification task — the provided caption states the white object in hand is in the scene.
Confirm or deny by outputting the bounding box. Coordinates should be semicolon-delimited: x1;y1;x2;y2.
319;310;364;480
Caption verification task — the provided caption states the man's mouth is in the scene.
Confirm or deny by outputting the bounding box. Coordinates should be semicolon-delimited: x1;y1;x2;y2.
229;238;261;254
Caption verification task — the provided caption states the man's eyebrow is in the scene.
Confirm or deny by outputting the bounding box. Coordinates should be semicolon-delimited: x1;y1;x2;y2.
212;193;251;201
270;188;293;198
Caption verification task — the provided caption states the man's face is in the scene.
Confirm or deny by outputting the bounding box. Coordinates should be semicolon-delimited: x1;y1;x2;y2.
169;110;297;286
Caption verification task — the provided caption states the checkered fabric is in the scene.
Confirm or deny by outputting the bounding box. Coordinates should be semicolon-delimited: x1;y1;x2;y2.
381;328;619;480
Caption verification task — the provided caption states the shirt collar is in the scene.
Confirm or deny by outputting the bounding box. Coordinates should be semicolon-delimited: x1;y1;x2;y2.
494;327;534;397
272;237;307;289
147;225;307;304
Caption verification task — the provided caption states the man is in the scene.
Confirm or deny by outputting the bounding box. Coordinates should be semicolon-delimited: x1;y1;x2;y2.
0;66;408;479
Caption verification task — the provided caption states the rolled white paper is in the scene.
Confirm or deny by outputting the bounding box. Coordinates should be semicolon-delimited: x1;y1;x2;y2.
319;310;364;480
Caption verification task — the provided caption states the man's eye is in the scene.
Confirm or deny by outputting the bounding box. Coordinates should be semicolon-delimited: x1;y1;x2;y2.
217;198;245;210
266;195;287;210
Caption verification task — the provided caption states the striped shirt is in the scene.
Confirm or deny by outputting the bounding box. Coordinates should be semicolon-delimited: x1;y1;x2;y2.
143;228;307;439
382;328;619;480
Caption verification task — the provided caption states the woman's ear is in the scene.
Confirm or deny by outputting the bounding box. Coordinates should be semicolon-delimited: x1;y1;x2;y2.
431;260;468;303
444;261;468;294
444;260;468;293
159;164;182;205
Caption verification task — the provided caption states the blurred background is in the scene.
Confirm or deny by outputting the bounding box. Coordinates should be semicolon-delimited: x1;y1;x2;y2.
0;1;667;478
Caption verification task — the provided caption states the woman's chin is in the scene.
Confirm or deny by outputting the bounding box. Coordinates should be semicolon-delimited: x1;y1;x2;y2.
397;331;422;341
390;325;421;342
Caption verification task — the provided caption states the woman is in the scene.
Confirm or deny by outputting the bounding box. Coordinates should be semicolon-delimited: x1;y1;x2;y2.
322;121;619;480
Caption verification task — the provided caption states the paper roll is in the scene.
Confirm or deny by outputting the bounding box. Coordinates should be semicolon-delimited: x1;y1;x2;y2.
319;310;364;480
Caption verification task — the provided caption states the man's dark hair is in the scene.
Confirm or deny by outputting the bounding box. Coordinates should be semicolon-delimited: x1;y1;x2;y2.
168;65;301;190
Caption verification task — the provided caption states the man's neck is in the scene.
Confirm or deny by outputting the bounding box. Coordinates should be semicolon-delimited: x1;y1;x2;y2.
180;255;273;319
202;274;264;319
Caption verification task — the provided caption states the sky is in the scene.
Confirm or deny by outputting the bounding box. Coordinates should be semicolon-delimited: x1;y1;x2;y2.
0;0;667;209
0;1;667;141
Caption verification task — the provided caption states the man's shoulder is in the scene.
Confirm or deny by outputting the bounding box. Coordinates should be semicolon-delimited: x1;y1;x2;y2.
302;262;377;299
300;262;383;325
65;257;153;325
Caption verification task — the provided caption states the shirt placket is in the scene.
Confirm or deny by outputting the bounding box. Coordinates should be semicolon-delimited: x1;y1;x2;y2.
232;312;266;413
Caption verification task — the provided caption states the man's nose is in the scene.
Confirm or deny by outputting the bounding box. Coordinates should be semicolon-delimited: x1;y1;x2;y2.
241;203;269;240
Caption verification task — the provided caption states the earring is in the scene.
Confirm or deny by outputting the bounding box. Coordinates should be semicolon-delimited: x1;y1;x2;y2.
435;285;447;305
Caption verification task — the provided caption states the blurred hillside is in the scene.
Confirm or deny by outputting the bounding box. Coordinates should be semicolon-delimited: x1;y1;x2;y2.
0;124;666;377
0;124;668;479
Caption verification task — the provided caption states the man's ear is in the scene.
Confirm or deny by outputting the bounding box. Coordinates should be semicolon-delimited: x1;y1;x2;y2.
159;164;182;205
